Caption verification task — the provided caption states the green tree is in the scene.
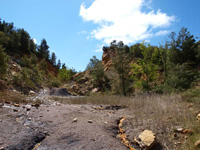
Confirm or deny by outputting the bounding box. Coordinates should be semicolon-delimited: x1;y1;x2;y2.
30;39;36;53
50;52;57;66
86;56;109;90
169;28;198;67
0;31;9;48
0;19;14;34
7;31;21;54
91;61;109;90
62;63;66;69
130;43;143;58
38;38;50;60
86;56;100;70
0;45;8;78
113;47;131;96
19;29;30;54
165;63;198;92
131;42;159;91
39;58;47;73
58;68;73;82
158;43;171;82
57;59;61;69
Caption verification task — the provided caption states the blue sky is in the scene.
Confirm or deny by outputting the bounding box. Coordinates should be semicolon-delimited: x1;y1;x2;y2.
0;0;200;71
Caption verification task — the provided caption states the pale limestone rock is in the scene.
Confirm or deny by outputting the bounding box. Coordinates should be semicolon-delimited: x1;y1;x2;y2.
92;88;99;93
138;130;156;150
88;120;93;123
73;118;77;122
197;113;200;121
14;103;20;107
29;90;35;95
195;139;200;147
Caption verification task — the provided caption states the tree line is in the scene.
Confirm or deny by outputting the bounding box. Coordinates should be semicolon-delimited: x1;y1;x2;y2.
87;27;200;96
0;18;62;69
0;19;76;92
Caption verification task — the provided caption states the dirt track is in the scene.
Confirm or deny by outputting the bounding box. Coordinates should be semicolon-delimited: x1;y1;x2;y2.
0;101;128;150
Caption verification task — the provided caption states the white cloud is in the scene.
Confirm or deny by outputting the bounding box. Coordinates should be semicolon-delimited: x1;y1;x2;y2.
78;30;88;34
33;38;37;44
94;44;104;52
155;30;170;36
80;0;175;45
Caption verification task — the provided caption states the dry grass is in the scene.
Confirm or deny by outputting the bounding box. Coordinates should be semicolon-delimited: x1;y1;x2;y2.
0;90;28;104
51;94;200;149
122;94;200;150
50;94;132;107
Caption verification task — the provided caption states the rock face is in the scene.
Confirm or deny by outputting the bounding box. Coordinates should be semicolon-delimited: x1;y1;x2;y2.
138;130;156;150
102;48;115;71
102;52;110;65
50;88;71;96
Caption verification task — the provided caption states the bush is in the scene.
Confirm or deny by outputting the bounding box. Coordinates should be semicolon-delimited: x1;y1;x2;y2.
13;66;42;92
39;58;47;72
50;78;61;88
0;45;8;78
58;68;73;82
182;88;200;103
20;54;38;68
47;74;61;88
165;64;198;92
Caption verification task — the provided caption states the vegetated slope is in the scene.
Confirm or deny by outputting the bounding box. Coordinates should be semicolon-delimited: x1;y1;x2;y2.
71;32;200;96
0;19;66;101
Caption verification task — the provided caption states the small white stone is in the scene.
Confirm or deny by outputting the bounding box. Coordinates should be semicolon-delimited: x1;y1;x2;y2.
73;118;77;122
88;120;93;123
0;147;5;150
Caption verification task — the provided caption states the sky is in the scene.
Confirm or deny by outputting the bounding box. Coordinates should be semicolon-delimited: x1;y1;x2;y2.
0;0;200;71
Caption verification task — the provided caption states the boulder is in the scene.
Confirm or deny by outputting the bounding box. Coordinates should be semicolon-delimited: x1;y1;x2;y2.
74;72;83;78
26;107;31;111
92;88;100;93
197;113;200;121
138;130;156;150
187;103;193;108
195;139;200;148
13;109;18;112
88;120;93;123
5;101;11;104
29;90;35;95
0;103;3;108
176;127;184;133
14;103;20;107
73;118;77;123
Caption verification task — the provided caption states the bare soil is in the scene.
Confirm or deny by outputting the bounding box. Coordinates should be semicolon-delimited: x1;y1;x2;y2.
1;89;199;150
0;101;128;150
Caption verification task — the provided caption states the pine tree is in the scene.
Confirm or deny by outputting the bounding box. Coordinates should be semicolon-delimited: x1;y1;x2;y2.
57;59;61;69
113;47;131;96
19;29;30;54
38;38;50;60
50;52;57;66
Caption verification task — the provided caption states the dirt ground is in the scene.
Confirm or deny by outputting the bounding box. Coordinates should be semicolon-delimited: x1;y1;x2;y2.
0;101;129;150
1;88;199;150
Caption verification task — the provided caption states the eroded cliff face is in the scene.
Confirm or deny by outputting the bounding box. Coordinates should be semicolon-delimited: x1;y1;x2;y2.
102;48;115;72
